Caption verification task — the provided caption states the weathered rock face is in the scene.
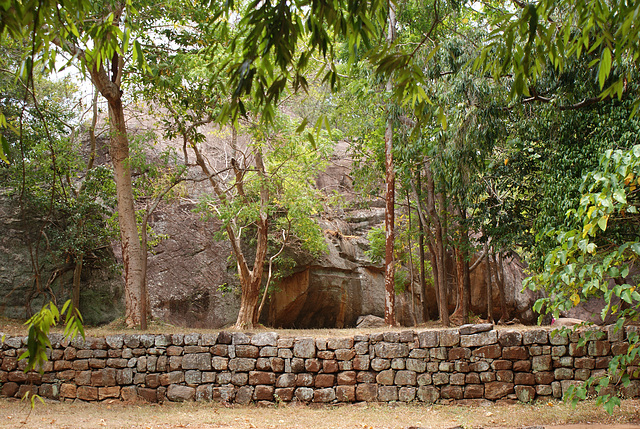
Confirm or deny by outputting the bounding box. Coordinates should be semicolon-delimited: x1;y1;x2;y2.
0;193;123;325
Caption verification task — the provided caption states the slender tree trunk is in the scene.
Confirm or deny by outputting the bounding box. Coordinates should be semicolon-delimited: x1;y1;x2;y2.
383;3;397;327
452;245;464;322
424;163;449;326
108;98;145;328
407;191;416;326
418;207;428;322
493;252;508;323
462;246;471;325
484;242;493;322
72;254;83;311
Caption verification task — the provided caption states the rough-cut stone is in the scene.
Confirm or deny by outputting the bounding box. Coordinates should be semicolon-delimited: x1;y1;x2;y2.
417;331;438;348
441;385;463;399
295;387;314;402
274;387;294;402
336;385;356;402
314;388;336;403
182;353;212;370
498;330;522;347
439;330;460;347
235;386;253;404
485;382;514;400
417;385;439;403
293;338;316;358
515;385;535;403
251;332;278;347
254;385;274;401
374;342;409;359
503;346;529;361
395;370;417;386
377;386;398;401
460;330;498;347
522;330;548;345
473;345;501;359
532;355;552;372
371;358;391;372
459;323;493;335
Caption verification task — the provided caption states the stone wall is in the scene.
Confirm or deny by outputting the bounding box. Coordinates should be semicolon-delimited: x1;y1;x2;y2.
1;324;638;404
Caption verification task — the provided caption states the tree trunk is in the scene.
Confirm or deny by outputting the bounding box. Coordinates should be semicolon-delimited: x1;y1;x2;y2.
407;191;416;326
418;206;428;322
383;2;397;327
72;254;83;311
424;163;449;326
484;242;493;322
108;97;145;328
493;252;508;323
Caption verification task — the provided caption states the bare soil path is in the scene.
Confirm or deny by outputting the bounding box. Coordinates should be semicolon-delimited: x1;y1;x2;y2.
1;398;639;429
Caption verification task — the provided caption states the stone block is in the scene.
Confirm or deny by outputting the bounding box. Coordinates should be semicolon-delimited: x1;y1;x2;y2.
392;370;415;386
77;386;98;401
503;346;528;360
417;331;438;348
484;382;514;400
374;342;409;359
465;373;480;384
184;370;201;385
274;387;294;402
236;345;259;358
464;384;484;399
432;373;449;385
549;331;569;345
417;385;439;403
439;362;455;372
296;373;314;387
496;370;514;383
354;356;370;371
254;385;274;401
460;330;497;347
450;347;472;360
337;371;356;385
398;386;416;402
534;371;554;385
552;346;567;357
277;373;296;388
522;329;548;345
469;361;490;372
335;349;356;361
293;338;316;358
314;388;336;403
441;385;463;399
235;386;253;404
291;358;305;372
327;338;354;350
98;386;120;400
356;384;378;401
305;358;321;372
260;347;278;357
322;360;339;373
536;384;552;396
514;373;535;385
589;340;611;357
1;382;19;397
377;386;398;402
498;330;522;347
459;323;493;335
532;355;552;372
249;371;275;385
231;373;248;385
376;370;395;385
182;353;212;371
449;373;466;385
228;358;256;372
317;350;334;360
295;387;314;402
554;368;574;380
251;332;278;347
439;329;460;347
405;358;426;373
472;345;501;359
357;371;376;383
575;368;591;380
491;360;512;370
430;347;448;360
513;360;531;372
515;385;535;403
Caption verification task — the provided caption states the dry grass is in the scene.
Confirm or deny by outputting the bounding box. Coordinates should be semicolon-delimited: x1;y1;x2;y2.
1;398;640;429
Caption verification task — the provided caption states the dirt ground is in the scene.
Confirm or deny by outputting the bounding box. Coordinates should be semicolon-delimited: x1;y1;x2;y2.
1;398;640;429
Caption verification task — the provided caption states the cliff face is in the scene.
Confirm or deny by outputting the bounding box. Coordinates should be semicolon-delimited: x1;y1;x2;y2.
0;116;537;328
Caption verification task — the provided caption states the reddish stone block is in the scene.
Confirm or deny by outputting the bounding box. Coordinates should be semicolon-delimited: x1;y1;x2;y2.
274;387;294;402
337;371;356;385
249;371;276;385
305;359;321;372
514;373;535;385
356;384;378;402
492;360;512;370
449;347;471;360
60;383;77;399
1;382;19;397
440;385;463;400
513;360;531;372
503;346;529;360
77;386;98;401
315;374;335;387
98;386;121;400
464;384;484;399
336;385;356;402
138;387;158;403
534;371;554;385
472;345;501;359
323;360;339;373
253;385;274;401
484;382;514;400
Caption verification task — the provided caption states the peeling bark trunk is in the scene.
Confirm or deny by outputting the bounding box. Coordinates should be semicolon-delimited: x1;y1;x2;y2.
484;242;493;322
72;254;83;311
383;2;397;327
108;97;145;328
424;163;449;326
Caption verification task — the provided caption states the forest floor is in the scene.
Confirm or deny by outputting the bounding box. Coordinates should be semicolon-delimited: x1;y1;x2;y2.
0;397;640;429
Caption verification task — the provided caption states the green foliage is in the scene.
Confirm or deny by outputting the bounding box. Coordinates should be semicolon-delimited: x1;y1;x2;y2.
526;144;640;412
20;300;84;374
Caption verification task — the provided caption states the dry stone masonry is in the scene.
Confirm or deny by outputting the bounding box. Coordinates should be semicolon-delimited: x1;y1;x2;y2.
1;324;639;404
